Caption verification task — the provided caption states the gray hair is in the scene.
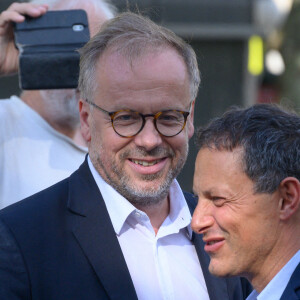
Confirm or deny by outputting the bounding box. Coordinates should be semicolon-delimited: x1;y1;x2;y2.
195;104;300;194
30;0;117;19
78;12;200;102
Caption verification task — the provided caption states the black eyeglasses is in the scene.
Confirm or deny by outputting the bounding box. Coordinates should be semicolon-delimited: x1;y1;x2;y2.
86;99;190;138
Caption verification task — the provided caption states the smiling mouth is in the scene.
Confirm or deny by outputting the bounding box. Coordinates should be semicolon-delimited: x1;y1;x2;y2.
203;238;225;253
130;159;162;166
207;241;219;245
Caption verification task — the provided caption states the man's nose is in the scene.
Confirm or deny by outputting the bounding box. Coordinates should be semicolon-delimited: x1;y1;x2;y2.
191;199;214;234
133;118;163;150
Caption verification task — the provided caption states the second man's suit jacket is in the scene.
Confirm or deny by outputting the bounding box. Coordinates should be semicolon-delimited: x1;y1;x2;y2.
280;262;300;300
0;158;251;300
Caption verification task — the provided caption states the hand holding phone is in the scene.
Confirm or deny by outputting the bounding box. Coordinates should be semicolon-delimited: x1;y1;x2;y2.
0;2;48;76
14;9;90;89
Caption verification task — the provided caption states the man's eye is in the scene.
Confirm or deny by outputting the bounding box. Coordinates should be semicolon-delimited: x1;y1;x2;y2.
158;113;183;125
211;197;226;207
160;114;178;121
114;113;139;124
116;114;133;121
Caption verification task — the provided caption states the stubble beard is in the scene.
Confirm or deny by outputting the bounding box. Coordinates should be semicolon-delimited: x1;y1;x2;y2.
94;144;189;208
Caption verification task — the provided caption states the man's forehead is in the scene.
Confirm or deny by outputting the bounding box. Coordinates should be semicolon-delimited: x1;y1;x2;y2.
194;147;245;178
90;46;191;111
97;46;187;77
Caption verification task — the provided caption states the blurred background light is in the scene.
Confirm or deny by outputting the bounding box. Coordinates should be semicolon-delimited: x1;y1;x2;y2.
248;35;264;76
265;49;285;76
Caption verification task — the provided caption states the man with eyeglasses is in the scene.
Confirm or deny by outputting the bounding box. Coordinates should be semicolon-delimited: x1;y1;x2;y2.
0;12;251;299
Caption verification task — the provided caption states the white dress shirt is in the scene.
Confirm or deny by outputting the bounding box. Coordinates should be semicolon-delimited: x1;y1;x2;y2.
88;156;209;300
246;250;300;300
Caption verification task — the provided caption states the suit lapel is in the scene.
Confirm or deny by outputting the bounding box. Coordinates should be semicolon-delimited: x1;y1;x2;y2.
68;159;138;300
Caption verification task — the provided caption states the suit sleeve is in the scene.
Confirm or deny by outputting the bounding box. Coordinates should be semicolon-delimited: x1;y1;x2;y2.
0;218;31;299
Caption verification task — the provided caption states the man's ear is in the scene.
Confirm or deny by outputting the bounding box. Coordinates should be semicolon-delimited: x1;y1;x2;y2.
187;100;195;139
278;177;300;220
79;99;91;142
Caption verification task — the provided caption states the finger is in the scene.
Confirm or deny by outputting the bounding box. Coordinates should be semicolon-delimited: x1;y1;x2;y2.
7;2;48;16
0;11;25;27
0;3;48;27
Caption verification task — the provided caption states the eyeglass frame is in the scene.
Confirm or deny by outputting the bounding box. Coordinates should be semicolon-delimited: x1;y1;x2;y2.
85;99;191;138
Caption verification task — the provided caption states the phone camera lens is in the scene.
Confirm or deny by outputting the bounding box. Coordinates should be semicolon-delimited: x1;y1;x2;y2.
72;24;84;32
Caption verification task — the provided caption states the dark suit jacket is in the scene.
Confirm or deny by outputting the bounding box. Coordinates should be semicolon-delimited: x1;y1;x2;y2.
0;159;251;299
280;262;300;300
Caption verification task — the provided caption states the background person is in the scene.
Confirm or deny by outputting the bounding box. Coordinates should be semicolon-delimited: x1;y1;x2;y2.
0;0;116;208
192;103;300;300
0;12;250;300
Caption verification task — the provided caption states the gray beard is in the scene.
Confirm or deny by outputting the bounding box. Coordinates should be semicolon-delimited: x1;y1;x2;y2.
40;89;80;129
95;145;189;208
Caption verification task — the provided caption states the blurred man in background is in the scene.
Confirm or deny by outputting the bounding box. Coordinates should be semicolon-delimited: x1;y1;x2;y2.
0;0;116;208
192;104;300;300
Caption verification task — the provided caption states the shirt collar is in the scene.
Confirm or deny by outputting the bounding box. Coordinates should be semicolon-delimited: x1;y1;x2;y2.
88;155;193;239
167;179;193;238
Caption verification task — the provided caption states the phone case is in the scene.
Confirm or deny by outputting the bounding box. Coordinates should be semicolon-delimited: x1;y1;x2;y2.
14;9;90;90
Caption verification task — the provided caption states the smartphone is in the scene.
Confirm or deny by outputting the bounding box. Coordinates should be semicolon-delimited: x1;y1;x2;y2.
14;9;90;90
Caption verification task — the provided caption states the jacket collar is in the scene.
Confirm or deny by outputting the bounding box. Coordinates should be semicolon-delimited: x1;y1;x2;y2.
67;157;138;300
